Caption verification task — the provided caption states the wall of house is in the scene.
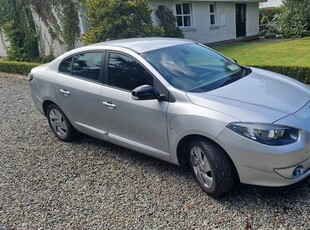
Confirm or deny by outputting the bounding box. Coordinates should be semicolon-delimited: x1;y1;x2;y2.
0;31;8;58
246;2;260;37
33;13;67;57
149;1;260;44
188;1;236;44
33;12;84;58
0;10;85;59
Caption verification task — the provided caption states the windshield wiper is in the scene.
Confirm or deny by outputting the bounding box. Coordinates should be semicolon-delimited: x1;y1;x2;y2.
219;76;242;88
220;66;250;87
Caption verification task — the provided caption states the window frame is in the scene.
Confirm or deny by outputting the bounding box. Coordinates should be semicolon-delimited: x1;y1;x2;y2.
209;3;217;26
175;2;193;28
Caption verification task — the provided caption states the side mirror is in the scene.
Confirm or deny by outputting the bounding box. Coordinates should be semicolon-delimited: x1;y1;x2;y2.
132;85;160;100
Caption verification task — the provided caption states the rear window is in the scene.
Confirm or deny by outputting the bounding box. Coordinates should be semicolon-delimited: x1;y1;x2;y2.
58;52;103;82
59;57;73;74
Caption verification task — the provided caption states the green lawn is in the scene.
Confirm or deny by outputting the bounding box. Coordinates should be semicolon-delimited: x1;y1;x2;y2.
213;37;310;67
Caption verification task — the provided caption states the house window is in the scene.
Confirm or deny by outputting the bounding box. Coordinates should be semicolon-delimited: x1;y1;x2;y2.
176;3;192;27
209;3;217;25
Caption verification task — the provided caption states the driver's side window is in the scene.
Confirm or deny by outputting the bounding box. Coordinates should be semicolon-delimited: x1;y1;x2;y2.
108;52;153;91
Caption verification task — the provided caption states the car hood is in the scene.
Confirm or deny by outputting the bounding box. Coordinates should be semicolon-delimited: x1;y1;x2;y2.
186;68;310;123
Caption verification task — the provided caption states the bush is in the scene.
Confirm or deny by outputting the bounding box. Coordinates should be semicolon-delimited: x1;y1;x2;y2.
276;0;310;37
259;18;281;38
41;55;55;63
259;7;283;25
252;65;310;84
0;60;40;75
259;7;283;37
80;0;164;45
0;61;309;85
155;5;184;38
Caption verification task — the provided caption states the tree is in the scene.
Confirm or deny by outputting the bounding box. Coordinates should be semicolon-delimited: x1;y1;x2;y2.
155;5;183;38
80;0;164;45
259;7;283;25
0;0;39;61
276;0;310;37
0;0;80;61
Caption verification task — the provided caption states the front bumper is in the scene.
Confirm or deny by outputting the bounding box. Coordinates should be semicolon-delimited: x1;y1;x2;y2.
216;126;310;187
217;99;310;187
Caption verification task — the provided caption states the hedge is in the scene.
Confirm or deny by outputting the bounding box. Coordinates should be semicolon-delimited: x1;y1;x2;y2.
252;65;310;84
0;60;40;75
0;60;309;84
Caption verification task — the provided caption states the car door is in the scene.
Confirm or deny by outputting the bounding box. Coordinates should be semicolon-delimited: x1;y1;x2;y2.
55;51;108;136
100;51;170;159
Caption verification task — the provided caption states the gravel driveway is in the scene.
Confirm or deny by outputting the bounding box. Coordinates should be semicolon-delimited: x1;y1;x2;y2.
0;73;309;229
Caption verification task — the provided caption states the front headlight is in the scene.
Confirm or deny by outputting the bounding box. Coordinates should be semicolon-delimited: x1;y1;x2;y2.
227;123;299;146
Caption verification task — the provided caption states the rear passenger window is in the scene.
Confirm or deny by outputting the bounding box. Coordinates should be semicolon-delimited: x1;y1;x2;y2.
59;57;73;74
72;52;103;81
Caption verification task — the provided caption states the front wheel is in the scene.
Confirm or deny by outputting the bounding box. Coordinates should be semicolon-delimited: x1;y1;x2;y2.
188;139;235;196
46;104;76;142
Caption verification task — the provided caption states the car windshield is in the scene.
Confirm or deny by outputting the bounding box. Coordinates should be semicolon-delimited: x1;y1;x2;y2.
141;43;250;92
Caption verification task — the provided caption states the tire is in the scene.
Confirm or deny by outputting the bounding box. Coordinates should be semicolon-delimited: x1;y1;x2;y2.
46;104;76;142
188;139;235;196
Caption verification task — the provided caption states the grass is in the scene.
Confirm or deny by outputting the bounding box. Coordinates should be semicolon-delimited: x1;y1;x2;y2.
213;37;310;67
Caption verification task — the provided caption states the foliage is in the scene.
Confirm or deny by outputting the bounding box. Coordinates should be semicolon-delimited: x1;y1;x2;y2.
0;0;80;61
259;7;283;25
251;65;310;84
30;0;80;51
155;5;183;38
0;0;40;61
259;15;282;38
276;0;310;37
0;60;40;74
80;0;164;45
41;55;56;63
259;7;283;38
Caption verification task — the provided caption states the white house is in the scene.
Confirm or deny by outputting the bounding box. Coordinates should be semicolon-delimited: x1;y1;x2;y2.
150;0;266;45
0;0;266;58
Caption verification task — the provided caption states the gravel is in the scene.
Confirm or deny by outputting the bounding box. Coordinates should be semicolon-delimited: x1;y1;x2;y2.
0;72;309;229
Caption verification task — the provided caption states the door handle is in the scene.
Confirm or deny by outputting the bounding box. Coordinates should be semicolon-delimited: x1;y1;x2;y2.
102;101;116;109
59;89;70;96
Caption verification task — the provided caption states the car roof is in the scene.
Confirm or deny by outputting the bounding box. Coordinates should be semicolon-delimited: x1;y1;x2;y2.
89;37;194;53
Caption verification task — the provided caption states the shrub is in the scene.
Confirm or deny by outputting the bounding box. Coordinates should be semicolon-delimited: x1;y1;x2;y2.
259;18;281;38
80;0;164;45
41;55;55;63
0;1;40;62
259;7;283;25
259;7;283;38
252;65;310;84
276;0;310;37
155;5;184;38
0;61;40;75
0;61;309;86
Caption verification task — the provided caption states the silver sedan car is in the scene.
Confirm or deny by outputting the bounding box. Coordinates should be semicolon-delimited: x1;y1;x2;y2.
29;38;310;196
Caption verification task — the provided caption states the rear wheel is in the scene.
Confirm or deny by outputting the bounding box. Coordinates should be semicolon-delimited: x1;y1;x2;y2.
46;104;76;142
188;139;235;196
